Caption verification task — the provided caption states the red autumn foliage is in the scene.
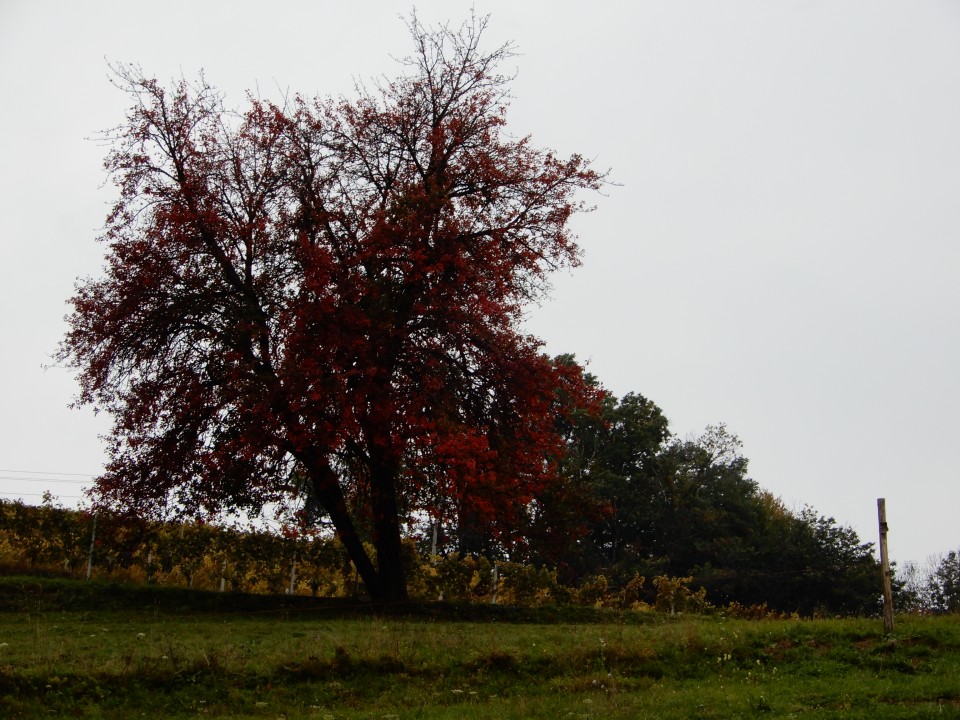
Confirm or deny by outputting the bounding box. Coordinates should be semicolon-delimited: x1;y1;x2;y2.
59;15;604;603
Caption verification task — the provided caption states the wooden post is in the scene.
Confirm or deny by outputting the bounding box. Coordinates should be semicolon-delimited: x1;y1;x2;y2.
85;514;97;580
288;550;298;596
877;498;894;633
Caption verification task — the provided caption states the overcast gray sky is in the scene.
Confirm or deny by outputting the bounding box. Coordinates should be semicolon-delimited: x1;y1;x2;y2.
1;0;958;568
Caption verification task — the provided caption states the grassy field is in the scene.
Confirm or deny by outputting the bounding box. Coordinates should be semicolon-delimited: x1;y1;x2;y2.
1;577;958;718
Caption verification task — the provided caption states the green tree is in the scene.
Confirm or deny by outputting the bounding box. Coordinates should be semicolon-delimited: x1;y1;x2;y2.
645;425;762;578
547;390;882;614
526;387;669;581
715;504;880;616
928;550;960;613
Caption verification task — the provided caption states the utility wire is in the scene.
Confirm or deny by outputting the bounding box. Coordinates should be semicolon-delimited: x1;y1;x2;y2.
0;476;92;484
0;469;96;477
0;491;84;499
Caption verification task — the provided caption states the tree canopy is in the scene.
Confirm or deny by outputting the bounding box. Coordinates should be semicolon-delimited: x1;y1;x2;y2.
533;388;881;615
59;15;603;604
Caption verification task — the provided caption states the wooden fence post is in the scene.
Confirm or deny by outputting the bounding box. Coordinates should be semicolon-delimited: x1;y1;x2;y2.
85;514;97;580
288;550;298;595
878;498;894;633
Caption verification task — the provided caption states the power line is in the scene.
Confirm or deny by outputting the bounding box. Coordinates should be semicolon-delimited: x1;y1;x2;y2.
0;468;97;477
0;475;92;484
0;492;84;499
0;469;97;487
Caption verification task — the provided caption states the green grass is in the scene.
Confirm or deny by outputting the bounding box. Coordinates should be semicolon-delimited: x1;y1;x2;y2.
1;576;959;718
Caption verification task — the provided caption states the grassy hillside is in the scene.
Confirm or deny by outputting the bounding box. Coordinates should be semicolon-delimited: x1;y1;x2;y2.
1;576;958;718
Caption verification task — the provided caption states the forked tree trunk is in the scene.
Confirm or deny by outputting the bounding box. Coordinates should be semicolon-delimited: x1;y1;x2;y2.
306;461;380;600
306;457;407;605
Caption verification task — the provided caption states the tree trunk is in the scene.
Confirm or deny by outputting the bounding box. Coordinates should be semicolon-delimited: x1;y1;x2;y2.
299;437;409;606
305;459;385;602
369;458;408;605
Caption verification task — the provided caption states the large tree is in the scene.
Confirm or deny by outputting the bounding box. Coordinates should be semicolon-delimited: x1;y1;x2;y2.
58;16;603;604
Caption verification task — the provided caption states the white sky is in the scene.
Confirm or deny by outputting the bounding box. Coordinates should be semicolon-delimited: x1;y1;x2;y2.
1;0;957;568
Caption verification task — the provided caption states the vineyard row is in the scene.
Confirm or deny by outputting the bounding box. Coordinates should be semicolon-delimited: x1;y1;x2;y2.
0;499;718;614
